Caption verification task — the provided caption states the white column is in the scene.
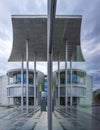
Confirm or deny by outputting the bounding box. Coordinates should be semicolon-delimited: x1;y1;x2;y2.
58;56;60;107
70;59;72;107
26;39;29;113
34;53;36;108
21;58;24;113
7;73;10;105
8;73;10;85
65;42;68;109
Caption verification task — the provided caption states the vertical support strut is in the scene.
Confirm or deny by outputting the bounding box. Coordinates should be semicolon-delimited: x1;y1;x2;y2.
65;42;68;110
70;59;72;107
34;53;36;108
47;0;57;130
58;55;60;107
21;58;24;113
47;53;52;130
26;39;29;113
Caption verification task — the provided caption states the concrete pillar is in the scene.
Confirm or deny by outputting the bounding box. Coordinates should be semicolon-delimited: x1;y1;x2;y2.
26;39;29;113
21;58;24;113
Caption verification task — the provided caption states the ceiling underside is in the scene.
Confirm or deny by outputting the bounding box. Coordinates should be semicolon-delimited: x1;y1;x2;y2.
9;15;84;62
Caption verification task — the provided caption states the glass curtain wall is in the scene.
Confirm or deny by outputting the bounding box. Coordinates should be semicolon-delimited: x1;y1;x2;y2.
12;72;34;84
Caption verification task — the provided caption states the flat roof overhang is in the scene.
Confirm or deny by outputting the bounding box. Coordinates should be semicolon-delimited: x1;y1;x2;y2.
9;15;85;62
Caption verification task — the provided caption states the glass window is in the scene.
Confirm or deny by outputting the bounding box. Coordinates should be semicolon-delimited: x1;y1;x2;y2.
23;73;26;84
44;81;47;92
67;73;71;84
17;73;21;84
60;87;65;96
60;71;85;85
9;77;13;84
29;73;33;84
72;74;77;83
29;87;34;95
60;72;65;84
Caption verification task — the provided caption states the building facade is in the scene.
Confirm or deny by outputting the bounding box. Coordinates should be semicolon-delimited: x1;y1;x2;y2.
53;69;93;106
0;69;44;105
0;68;93;106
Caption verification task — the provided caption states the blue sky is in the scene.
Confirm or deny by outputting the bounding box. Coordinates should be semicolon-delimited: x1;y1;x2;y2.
0;0;100;90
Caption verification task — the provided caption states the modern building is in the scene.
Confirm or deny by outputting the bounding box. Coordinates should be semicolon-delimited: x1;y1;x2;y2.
0;68;93;107
5;9;92;128
0;1;95;129
0;69;44;105
53;69;93;106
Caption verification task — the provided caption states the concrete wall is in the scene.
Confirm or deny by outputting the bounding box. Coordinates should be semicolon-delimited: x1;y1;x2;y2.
79;76;93;106
85;76;93;106
0;75;8;105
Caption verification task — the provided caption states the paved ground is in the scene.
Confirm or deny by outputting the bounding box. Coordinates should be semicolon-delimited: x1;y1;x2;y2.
0;107;40;130
0;106;100;130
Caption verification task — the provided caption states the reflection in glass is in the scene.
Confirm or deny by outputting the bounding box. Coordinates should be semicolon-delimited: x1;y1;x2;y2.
60;70;85;84
12;72;34;84
17;73;21;83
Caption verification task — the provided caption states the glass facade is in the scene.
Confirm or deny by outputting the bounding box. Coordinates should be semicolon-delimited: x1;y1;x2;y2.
14;97;34;105
60;70;85;84
44;81;47;92
11;72;34;84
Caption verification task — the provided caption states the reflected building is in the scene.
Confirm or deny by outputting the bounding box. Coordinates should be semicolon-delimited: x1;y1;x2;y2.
0;69;44;105
53;69;93;106
0;68;93;107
